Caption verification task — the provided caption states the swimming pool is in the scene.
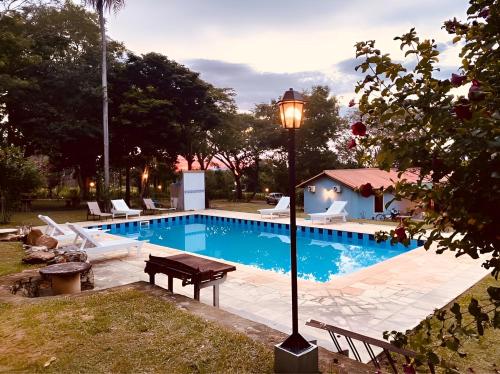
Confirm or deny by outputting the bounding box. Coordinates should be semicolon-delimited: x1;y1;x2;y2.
100;215;422;283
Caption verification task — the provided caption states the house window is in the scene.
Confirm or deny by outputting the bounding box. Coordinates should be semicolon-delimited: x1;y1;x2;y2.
374;194;384;213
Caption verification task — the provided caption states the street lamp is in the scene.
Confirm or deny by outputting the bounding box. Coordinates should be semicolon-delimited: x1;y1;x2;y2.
275;88;317;372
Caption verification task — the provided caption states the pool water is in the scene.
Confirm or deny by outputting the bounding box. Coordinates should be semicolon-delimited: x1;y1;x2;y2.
107;215;420;283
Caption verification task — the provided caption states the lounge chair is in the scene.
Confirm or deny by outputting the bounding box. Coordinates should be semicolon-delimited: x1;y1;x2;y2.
258;196;290;218
308;201;348;224
111;199;141;219
67;223;143;256
143;198;175;214
38;215;101;242
87;201;112;221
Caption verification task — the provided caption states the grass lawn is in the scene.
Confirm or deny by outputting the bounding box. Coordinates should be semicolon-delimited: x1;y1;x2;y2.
209;199;296;215
401;275;500;373
0;288;273;373
0;199;87;229
0;242;38;277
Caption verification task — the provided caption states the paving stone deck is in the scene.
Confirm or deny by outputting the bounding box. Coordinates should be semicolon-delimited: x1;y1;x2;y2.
49;209;487;361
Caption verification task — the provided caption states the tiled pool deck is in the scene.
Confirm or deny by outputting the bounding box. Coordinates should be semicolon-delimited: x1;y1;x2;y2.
53;209;487;357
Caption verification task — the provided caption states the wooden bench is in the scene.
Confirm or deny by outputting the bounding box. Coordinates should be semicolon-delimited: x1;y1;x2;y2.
144;254;236;307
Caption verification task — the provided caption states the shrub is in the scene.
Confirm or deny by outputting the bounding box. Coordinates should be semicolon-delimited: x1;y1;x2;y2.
0;146;43;223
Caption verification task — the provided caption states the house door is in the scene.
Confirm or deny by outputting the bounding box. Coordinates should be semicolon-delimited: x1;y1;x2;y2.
374;194;384;213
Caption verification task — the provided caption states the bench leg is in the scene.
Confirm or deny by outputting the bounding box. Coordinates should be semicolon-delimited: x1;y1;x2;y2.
168;276;173;293
149;273;155;285
194;284;200;301
213;284;219;308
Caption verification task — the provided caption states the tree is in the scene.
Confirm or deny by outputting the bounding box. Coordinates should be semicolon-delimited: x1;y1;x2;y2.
0;146;42;222
0;2;125;199
212;113;257;199
352;0;499;369
175;83;230;171
0;0;59;18
110;53;180;202
254;86;347;190
83;0;125;198
195;88;237;171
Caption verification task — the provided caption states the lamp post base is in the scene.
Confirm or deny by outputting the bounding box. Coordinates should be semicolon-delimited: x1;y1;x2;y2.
274;337;318;373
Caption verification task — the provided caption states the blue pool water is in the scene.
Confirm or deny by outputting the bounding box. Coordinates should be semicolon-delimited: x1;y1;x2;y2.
105;215;421;283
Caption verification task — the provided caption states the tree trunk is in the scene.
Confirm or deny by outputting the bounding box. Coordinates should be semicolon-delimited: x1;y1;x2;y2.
196;154;205;170
196;153;214;170
99;5;110;198
249;153;259;200
0;192;7;224
75;167;88;200
185;154;194;170
125;165;131;206
235;176;243;200
140;165;149;198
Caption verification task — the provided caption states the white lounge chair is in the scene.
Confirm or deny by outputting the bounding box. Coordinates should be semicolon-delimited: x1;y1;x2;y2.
143;198;175;214
111;199;141;219
87;201;112;221
38;215;101;242
308;201;348;224
258;196;290;218
67;223;143;256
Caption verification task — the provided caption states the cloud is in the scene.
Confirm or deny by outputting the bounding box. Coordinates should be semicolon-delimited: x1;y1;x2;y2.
185;59;336;110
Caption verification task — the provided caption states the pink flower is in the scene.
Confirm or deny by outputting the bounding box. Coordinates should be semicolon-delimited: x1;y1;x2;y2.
347;138;356;149
395;226;407;242
348;99;356;107
451;73;466;87
351;121;367;136
359;183;373;197
402;363;416;374
454;100;472;121
468;79;485;101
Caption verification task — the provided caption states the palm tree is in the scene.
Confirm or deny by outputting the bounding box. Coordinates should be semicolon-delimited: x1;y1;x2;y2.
83;0;124;201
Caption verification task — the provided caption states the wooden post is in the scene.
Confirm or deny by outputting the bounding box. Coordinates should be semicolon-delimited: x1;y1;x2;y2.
194;284;200;301
168;276;173;292
213;284;220;307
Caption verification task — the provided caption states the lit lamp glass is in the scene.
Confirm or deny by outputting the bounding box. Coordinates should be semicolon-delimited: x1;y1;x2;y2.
278;88;305;129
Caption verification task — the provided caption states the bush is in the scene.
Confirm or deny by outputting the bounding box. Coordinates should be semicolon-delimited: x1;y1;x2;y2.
0;146;43;223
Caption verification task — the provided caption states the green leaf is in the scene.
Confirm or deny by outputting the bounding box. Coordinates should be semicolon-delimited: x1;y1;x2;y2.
493;311;500;328
468;298;481;318
427;351;440;365
445;337;460;351
477;320;484;336
487;286;500;301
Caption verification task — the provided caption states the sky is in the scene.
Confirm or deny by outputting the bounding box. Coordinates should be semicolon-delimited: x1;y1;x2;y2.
106;0;469;111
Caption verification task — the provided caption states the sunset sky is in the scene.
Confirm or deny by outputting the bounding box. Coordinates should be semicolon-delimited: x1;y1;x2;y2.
106;0;468;111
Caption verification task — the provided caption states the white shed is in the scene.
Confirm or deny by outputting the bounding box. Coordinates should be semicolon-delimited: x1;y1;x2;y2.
171;171;206;211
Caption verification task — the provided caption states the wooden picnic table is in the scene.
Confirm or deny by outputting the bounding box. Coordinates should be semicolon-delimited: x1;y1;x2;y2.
39;262;91;295
144;254;236;307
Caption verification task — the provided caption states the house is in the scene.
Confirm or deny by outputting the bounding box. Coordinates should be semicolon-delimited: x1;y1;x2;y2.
296;168;419;219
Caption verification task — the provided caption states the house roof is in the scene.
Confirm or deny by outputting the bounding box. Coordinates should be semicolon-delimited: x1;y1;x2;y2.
296;168;421;190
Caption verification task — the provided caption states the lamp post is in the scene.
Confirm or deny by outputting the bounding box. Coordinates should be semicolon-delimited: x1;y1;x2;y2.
274;88;317;373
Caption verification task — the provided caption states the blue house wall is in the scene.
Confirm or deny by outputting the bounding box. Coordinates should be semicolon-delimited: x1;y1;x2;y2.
302;176;413;219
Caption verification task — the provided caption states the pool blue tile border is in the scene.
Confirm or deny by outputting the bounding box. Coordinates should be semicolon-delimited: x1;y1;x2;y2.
89;214;425;248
